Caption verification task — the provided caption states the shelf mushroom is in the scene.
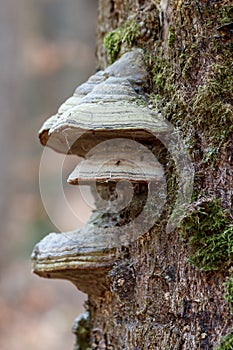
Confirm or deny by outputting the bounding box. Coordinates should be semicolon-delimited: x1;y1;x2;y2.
38;49;170;156
32;49;172;295
67;139;164;185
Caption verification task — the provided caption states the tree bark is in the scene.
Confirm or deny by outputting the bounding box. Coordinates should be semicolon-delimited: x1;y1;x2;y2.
86;1;233;349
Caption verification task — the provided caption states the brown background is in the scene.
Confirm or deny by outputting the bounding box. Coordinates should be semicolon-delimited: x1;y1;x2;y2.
0;1;97;349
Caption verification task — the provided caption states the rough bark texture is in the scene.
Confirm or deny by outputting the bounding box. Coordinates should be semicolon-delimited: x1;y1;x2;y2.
85;1;233;349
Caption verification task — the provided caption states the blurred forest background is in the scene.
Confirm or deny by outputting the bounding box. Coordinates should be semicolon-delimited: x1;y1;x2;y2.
0;1;97;349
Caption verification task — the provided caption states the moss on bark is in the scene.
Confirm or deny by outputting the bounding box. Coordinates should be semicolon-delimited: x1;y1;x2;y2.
104;20;140;63
85;1;233;349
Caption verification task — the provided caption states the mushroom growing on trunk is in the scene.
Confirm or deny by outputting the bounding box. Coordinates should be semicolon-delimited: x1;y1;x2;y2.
32;49;193;296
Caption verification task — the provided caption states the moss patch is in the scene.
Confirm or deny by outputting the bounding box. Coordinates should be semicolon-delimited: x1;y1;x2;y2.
179;200;233;271
147;2;233;164
104;20;140;63
192;62;233;146
215;333;233;350
218;5;233;25
168;26;175;46
224;274;233;312
72;312;90;350
150;51;233;159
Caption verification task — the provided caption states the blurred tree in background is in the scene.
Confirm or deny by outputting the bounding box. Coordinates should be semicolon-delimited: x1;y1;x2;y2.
0;1;97;349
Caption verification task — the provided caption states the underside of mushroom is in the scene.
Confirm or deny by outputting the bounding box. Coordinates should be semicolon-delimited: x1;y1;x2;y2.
32;49;170;295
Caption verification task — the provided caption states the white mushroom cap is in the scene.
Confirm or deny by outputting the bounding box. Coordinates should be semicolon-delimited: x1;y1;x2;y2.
38;49;171;156
67;139;164;184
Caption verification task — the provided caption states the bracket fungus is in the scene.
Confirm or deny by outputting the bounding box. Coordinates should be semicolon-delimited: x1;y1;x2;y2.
67;139;165;185
32;49;176;295
38;49;170;157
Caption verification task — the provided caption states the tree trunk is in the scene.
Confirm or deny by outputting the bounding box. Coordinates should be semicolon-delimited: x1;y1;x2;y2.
32;1;233;349
86;1;233;349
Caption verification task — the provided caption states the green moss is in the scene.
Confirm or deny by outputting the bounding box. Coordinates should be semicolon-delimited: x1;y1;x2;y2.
148;2;233;163
104;20;140;63
188;226;233;271
218;5;233;25
215;333;233;350
179;200;233;271
181;48;199;79
224;275;233;312
168;26;175;46
151;54;175;96
104;30;122;64
150;47;233;163
72;312;90;350
192;62;233;145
